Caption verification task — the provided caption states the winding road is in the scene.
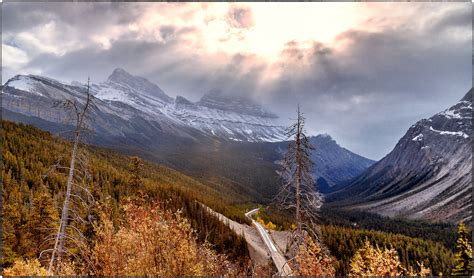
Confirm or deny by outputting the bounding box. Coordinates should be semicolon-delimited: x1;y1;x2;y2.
245;208;293;276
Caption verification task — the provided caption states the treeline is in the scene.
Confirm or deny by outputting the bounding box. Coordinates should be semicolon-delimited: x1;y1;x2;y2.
256;205;455;276
321;225;454;276
257;205;459;251
320;207;459;250
1;120;249;270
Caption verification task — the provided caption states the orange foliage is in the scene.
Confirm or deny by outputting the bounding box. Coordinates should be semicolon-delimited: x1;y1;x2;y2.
349;239;431;276
3;259;49;276
92;199;239;276
294;236;336;276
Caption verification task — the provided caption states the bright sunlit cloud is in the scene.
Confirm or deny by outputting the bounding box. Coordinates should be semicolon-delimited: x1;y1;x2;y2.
131;3;373;60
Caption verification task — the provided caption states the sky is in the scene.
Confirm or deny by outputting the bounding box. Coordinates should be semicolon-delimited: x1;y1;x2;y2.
2;2;472;160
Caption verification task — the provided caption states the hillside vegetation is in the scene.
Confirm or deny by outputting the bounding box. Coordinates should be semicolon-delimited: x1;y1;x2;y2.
2;120;465;276
1;120;249;274
256;205;456;276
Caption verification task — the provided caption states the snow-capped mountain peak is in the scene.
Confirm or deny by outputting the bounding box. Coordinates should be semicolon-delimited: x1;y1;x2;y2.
4;75;39;94
98;68;173;103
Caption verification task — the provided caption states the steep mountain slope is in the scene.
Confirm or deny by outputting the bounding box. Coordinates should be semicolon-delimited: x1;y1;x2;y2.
174;92;286;142
1;70;286;203
327;89;472;223
308;135;375;192
2;73;200;143
271;135;374;194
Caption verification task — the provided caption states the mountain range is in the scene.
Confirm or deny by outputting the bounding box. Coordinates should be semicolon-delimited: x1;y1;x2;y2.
1;69;372;197
2;68;470;223
327;89;472;223
2;68;285;144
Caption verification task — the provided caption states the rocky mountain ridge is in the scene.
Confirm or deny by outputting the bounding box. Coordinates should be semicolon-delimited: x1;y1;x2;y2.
327;89;472;223
2;68;286;142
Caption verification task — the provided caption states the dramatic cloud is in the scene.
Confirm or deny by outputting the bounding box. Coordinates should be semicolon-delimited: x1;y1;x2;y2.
2;2;471;159
226;6;255;29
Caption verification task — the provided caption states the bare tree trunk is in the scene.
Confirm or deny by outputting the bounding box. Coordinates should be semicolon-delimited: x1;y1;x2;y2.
295;106;302;236
58;132;79;262
48;79;92;273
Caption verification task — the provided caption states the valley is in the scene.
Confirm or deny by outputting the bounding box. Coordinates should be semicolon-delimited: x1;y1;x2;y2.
1;70;471;276
1;69;376;205
327;89;472;223
3;2;472;276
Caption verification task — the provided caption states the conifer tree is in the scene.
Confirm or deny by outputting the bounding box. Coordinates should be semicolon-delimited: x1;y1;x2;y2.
2;186;24;265
452;222;472;276
28;186;59;260
275;105;322;244
129;156;144;189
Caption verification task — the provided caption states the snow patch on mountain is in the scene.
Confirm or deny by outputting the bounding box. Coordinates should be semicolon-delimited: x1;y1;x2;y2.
5;75;44;96
429;126;469;138
412;134;423;141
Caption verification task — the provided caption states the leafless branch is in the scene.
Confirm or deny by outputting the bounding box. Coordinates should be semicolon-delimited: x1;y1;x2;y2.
275;105;323;262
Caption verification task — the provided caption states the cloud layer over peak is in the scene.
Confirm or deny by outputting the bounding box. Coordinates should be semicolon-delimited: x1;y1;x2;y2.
2;2;471;159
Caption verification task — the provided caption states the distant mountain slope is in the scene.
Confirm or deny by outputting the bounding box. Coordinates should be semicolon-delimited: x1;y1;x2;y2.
2;73;196;143
272;135;374;194
173;92;285;142
327;89;472;223
308;135;375;192
2;68;285;143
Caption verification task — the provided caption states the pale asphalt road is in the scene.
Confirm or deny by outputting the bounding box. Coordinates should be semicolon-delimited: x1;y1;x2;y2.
245;208;293;276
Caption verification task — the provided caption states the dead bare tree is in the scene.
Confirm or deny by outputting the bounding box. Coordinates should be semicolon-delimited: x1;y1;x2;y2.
275;105;323;250
43;78;96;274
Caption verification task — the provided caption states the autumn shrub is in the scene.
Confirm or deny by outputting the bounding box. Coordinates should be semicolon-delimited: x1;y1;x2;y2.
252;261;276;276
257;216;277;230
293;235;336;276
349;239;431;276
451;222;472;276
92;199;239;276
3;259;49;276
405;261;431;276
349;239;403;276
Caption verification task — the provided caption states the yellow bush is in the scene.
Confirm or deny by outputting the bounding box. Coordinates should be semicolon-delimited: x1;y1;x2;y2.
294;236;336;276
405;261;431;277
92;199;238;276
349;239;403;276
256;216;277;230
3;259;49;276
350;239;432;276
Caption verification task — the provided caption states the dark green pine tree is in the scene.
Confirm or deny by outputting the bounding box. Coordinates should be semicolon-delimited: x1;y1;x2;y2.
452;222;472;276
